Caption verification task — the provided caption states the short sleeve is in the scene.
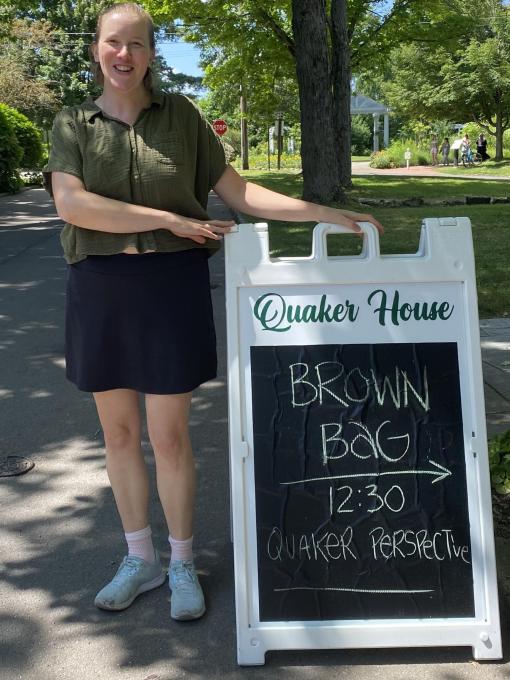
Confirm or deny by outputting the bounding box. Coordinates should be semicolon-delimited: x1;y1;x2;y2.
204;118;228;188
185;97;227;189
43;109;83;197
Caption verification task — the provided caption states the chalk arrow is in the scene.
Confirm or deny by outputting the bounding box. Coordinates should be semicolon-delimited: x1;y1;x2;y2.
281;459;452;486
428;460;452;484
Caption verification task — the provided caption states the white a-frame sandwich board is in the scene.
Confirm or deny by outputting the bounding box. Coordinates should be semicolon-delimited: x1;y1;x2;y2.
225;219;501;665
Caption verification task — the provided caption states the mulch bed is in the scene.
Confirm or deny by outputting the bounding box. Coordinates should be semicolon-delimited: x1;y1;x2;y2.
493;492;510;538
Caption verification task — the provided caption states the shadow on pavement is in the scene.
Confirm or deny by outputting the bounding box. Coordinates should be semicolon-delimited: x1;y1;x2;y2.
0;189;508;678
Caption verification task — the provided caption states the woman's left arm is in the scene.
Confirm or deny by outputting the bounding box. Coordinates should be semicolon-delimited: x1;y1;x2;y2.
213;165;383;234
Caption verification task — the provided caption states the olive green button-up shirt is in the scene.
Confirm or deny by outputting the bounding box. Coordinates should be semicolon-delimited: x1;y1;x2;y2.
43;91;228;263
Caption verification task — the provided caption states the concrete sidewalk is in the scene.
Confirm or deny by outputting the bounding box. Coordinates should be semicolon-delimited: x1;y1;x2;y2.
0;188;508;679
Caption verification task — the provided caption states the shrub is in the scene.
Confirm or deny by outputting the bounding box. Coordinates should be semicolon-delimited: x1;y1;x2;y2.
19;170;43;186
222;127;241;157
351;115;372;155
222;141;237;163
233;152;302;171
503;128;510;150
0;106;23;193
489;430;510;496
369;150;395;169
460;121;484;143
386;139;429;167
0;104;44;168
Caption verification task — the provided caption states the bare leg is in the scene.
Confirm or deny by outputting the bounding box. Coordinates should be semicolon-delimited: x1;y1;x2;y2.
94;389;149;533
145;393;195;540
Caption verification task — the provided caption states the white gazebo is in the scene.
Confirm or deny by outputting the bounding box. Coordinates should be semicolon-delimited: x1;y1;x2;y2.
350;94;390;151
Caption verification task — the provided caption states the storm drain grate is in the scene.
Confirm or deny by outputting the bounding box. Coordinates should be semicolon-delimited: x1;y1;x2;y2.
0;456;35;477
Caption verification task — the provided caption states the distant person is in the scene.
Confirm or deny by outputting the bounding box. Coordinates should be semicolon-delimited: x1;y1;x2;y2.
430;135;439;165
461;133;473;163
440;138;450;166
450;137;463;166
477;134;490;161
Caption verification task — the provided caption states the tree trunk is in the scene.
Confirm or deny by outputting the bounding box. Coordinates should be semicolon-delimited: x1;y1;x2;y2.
291;0;344;203
331;0;352;188
240;89;249;170
495;107;503;162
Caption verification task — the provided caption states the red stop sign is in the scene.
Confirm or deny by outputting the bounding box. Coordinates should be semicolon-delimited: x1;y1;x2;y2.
212;119;228;136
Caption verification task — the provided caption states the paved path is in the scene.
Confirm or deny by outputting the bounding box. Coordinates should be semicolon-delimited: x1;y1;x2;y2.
0;189;508;679
352;160;510;181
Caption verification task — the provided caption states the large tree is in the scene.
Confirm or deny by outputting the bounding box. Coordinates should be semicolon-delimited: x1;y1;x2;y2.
376;0;510;160
1;0;203;114
146;0;443;201
0;17;58;117
292;0;346;200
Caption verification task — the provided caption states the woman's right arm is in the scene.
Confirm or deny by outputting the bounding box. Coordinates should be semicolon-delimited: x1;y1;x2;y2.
52;172;234;245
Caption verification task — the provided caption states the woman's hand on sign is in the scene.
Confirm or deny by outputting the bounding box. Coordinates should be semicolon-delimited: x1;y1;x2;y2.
327;208;384;235
167;217;236;244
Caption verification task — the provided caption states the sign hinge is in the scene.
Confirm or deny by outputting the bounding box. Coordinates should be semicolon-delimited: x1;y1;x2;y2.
240;441;249;459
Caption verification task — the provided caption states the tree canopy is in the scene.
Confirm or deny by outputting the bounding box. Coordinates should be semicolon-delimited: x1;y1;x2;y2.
368;0;510;159
0;0;204;120
145;1;459;199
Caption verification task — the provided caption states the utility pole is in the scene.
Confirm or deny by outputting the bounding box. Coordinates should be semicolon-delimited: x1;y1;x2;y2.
275;112;283;170
240;86;249;170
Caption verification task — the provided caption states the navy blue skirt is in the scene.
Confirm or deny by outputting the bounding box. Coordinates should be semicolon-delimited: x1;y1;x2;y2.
65;249;217;393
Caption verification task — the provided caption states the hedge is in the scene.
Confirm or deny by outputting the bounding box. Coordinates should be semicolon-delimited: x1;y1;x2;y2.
0;105;23;193
0;104;44;169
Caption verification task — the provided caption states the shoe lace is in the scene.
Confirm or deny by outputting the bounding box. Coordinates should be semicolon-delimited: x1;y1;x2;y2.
113;556;143;581
171;562;196;594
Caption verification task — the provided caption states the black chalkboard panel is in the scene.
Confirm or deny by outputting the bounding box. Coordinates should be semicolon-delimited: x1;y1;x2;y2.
251;343;474;622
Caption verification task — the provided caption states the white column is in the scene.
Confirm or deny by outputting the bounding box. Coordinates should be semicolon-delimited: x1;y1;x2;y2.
373;114;380;152
383;114;390;148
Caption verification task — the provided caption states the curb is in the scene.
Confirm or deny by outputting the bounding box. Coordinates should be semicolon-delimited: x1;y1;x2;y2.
359;196;510;208
0;185;41;200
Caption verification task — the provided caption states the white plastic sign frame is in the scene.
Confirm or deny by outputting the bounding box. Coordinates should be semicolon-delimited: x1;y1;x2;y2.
224;219;501;665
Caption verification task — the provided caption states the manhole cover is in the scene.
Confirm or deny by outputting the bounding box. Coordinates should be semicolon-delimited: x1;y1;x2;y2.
0;456;35;477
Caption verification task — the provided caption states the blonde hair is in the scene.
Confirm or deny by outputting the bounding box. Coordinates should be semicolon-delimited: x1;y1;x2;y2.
89;3;156;90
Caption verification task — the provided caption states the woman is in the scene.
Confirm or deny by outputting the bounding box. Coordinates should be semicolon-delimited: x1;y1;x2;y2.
477;134;489;161
44;2;383;621
430;135;438;166
440;137;450;166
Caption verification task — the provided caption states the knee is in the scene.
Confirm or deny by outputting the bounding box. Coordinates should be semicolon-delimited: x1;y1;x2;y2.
103;423;140;453
149;428;190;464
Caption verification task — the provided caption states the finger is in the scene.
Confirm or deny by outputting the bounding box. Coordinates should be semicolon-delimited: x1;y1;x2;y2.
189;235;206;244
364;217;384;234
206;221;236;232
198;227;223;240
343;219;362;233
356;214;384;234
207;224;235;234
207;220;236;227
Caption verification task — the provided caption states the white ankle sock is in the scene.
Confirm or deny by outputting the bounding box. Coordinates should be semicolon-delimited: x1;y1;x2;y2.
168;534;193;562
125;526;156;564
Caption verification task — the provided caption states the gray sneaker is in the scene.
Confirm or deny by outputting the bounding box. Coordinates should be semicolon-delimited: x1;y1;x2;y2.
94;552;166;611
168;559;206;620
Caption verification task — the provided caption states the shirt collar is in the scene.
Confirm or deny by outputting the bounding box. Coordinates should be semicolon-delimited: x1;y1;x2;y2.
82;90;165;122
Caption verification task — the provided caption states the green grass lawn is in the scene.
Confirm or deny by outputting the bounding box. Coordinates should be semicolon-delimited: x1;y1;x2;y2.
350;176;510;199
438;159;510;177
238;171;510;318
238;171;510;200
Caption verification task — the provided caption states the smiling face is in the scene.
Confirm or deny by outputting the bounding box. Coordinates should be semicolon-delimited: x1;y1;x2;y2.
92;10;155;94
